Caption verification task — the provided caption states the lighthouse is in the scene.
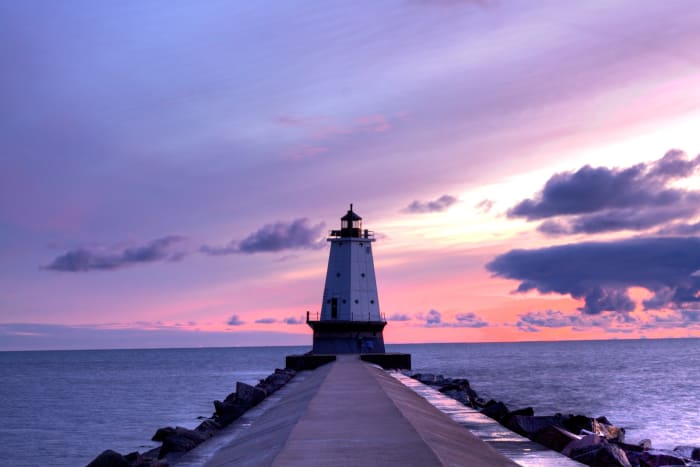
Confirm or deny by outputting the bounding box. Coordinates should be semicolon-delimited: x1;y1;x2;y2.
306;205;387;354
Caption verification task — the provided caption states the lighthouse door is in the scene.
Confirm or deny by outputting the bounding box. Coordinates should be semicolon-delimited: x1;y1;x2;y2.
331;298;338;319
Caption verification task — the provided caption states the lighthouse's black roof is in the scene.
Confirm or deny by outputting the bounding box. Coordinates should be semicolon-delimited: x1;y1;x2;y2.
341;204;362;221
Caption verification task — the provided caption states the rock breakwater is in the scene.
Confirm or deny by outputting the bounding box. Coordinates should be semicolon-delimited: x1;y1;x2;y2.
87;367;296;467
410;372;700;467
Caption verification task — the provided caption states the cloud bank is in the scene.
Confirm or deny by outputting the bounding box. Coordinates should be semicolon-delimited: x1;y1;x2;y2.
508;150;700;235
487;236;700;315
45;236;187;272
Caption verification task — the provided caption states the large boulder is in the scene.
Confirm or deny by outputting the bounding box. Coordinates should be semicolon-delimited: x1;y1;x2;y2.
480;400;509;421
531;425;580;452
506;415;566;438
158;426;208;458
152;426;176;442
438;378;471;393
562;434;631;467
563;414;595;435
195;418;222;437
213;399;248;425
632;449;688;466
236;381;267;407
86;450;130;467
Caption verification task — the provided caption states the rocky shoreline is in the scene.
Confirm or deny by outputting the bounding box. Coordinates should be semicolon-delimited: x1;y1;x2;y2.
409;372;700;467
87;367;297;467
86;363;699;467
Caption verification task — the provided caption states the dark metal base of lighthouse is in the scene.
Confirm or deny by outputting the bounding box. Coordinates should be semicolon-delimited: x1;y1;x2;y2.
307;319;387;354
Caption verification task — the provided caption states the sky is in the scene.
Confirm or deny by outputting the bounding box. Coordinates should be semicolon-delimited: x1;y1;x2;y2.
2;0;700;350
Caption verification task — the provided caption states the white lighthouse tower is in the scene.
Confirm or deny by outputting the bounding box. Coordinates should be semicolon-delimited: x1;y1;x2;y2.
307;205;387;354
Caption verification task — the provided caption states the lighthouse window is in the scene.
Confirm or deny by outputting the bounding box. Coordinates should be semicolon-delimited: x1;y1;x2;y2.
336;272;341;277
359;242;363;246
370;300;375;304
354;299;359;304
342;299;347;304
331;298;338;319
361;273;365;278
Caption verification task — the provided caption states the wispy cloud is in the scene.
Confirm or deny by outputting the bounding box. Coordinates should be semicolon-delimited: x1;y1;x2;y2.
404;195;458;214
45;236;187;272
201;218;325;255
475;199;494;214
277;113;394;160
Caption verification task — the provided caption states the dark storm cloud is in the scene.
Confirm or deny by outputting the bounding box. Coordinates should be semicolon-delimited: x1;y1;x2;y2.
404;194;458;213
417;309;489;327
508;150;700;234
201;218;324;255
227;315;244;326
45;236;187;272
487;236;700;315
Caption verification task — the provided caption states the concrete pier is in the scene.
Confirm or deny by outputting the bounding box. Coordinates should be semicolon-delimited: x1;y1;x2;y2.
190;356;518;466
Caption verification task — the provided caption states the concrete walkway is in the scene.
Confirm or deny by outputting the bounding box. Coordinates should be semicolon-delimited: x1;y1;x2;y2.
200;356;517;466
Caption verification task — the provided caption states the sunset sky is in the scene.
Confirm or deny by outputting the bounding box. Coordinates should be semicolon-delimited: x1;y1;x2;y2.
2;0;700;350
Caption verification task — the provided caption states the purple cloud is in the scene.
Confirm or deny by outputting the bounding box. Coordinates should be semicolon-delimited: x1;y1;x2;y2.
487;236;700;315
45;236;187;272
515;310;640;333
254;318;277;324
454;312;488;328
516;310;583;332
387;313;411;321
282;316;305;325
404;195;458;214
508;150;700;235
227;315;244;326
417;309;489;327
201;218;324;255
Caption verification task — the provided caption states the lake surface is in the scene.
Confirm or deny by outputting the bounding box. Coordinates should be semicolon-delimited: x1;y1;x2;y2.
1;338;697;466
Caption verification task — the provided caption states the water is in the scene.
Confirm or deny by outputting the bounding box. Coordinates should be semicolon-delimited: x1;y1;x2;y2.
0;339;698;466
